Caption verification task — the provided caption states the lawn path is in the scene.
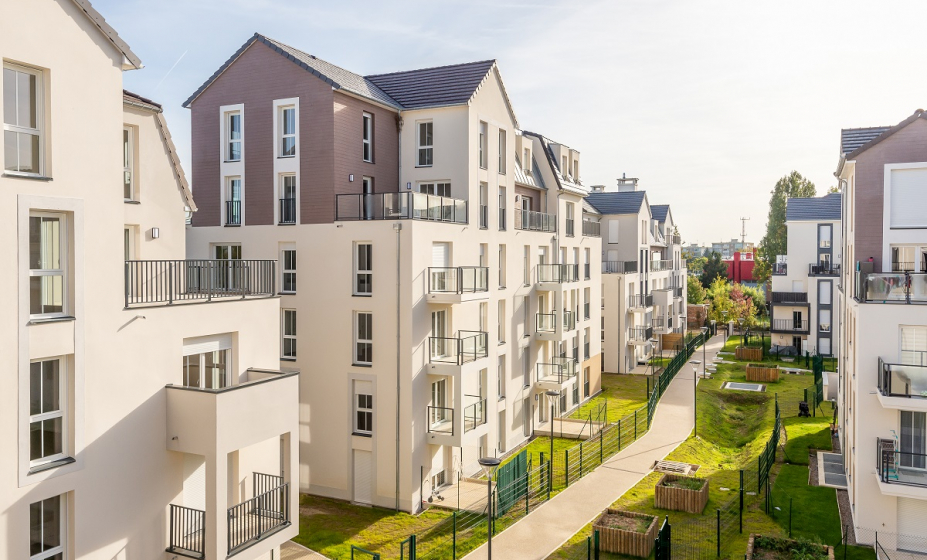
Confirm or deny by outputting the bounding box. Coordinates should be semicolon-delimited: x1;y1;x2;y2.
462;334;726;560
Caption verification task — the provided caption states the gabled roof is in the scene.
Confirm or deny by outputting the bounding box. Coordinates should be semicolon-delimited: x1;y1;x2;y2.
650;204;670;223
70;0;142;69
183;34;402;109
842;110;927;160
365;60;495;109
585;191;647;215
123;89;162;112
840;126;890;155
521;131;586;195
786;193;841;222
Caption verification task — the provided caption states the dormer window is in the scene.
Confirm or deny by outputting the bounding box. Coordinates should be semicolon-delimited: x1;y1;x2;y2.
561;155;568;178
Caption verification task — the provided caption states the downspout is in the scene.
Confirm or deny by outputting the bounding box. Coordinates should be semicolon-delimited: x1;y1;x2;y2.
395;113;403;512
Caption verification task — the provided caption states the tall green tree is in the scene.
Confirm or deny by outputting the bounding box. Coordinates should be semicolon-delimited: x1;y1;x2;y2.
686;256;707;275
752;246;772;287
760;171;816;262
687;274;707;304
700;251;727;288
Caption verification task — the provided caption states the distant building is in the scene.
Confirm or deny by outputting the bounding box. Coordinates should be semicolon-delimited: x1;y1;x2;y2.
711;239;755;259
723;251;757;286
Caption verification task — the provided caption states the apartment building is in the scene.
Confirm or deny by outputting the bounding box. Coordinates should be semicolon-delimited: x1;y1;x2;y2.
770;194;841;355
586;185;687;374
184;34;602;513
837;110;927;549
0;3;298;560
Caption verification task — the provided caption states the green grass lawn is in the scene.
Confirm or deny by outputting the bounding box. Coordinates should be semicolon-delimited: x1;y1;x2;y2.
770;464;841;544
570;373;650;424
500;435;577;468
782;416;832;465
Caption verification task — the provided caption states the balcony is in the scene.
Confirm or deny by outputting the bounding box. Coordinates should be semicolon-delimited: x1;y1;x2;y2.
427;406;454;436
563;310;576;332
536;312;556;334
772;263;788;275
125;260;276;308
225;200;241;226
227;474;291;556
335;192;468;224
515;209;557;232
464;399;488;433
857;272;927;304
771;319;809;334
427;331;488;374
665;233;681;246
628;326;654;345
771;291;808;305
809;263;840;276
673;286;683;299
565;218;575;237
878;438;927;489
278;198;296;225
536;357;578;391
603;261;637;274
167;504;205;558
582;220;601;237
653;316;673;333
878;358;927;402
650;260;673;272
427;267;489;303
628;293;653;310
537;264;579;287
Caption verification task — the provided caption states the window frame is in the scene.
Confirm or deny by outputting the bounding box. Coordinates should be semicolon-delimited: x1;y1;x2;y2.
478;121;488;169
123;126;135;201
362;112;373;163
282;309;297;360
279;105;296;158
3;62;45;177
29;212;68;319
182;349;231;390
225;176;242;226
30;494;65;560
29;358;67;467
498;129;506;174
354;242;373;296
418;182;451;197
417;121;433;167
281;248;297;294
225;111;242;162
354;392;373;435
354;312;373;365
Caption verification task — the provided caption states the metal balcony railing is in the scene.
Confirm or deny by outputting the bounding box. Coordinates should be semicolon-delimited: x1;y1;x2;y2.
125;260;276;307
653;316;668;330
809;263;840;276
772;262;788;275
429;331;488;365
857;272;927;304
878;358;927;399
650;260;673;272
335;192;468;224
563;310;576;331
582;220;601;237
515;209;557;232
603;261;637;274
665;233;681;246
278;198;296;224
168;504;205;559
464;399;487;432
771;291;808;304
537;264;579;283
537;357;578;384
536;312;556;333
227;476;289;555
225;200;241;226
771;319;809;333
427;406;454;435
878;438;927;487
628;326;654;342
565;218;575;237
628;294;653;308
428;267;489;294
891;261;917;272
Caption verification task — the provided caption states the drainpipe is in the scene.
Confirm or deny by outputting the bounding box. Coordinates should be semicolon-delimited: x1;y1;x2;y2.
394;222;402;511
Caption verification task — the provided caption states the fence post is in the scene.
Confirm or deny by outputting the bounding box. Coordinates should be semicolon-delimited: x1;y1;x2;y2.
634;409;638;440
586;535;592;560
600;428;604;463
618;418;622;450
717;508;721;557
452;513;457;559
565;449;570;487
789;498;793;537
739;470;744;534
411;535;416;560
594;529;600;560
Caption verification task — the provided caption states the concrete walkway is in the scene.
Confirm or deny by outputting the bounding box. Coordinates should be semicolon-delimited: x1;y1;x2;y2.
463;334;726;560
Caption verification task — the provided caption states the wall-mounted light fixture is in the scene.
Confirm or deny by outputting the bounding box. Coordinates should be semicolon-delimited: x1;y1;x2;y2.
349;174;354;182
151;227;160;239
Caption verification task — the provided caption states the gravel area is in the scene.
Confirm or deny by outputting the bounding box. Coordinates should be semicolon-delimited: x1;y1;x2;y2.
808;449;820;486
836;489;857;545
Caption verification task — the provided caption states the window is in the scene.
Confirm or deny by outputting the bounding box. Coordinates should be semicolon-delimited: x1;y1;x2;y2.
3;63;44;175
29;213;66;318
419;182;451;196
362;112;373;162
497;300;505;343
818;224;832;249
900;411;925;469
523;397;531;436
30;359;65;465
182;349;229;389
522;347;530;387
584;248;591;280
354;243;372;295
819;310;831;333
226;111;241;161
523;147;531;173
282;249;296;293
497;355;505;399
523;246;530;286
354;312;373;365
561;155;568;178
523;296;530;336
573;159;579;180
279;106;296;157
355;392;373;435
498;244;506;288
282;309;297;359
279;174;297;224
479;183;488;228
901;326;927;366
30;494;64;560
123;127;134;200
583;367;590;398
498;129;506;174
479;121;487;169
584;288;590;319
498;186;506;230
225;177;242;226
566;202;575;236
417;121;433;166
124;226;135;261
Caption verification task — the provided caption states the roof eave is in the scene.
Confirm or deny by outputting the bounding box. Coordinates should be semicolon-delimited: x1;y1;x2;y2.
70;0;143;70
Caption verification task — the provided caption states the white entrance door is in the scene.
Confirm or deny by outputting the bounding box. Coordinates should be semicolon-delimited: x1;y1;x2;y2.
353;450;373;505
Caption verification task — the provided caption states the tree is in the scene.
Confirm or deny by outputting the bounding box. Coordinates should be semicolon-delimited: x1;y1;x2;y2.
752;246;772;287
740;284;766;317
705;277;759;327
687;274;707;304
700;251;727;288
760;171;816;263
827;185;840;194
686;256;707;275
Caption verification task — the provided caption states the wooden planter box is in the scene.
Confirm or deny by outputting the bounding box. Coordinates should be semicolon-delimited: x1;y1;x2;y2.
736;346;764;361
746;534;834;560
654;474;709;513
593;509;657;558
746;364;779;382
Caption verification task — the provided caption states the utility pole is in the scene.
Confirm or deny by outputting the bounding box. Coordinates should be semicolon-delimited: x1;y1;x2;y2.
739;217;750;247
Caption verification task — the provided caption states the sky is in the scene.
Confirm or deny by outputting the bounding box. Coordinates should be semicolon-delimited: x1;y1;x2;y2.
101;0;927;244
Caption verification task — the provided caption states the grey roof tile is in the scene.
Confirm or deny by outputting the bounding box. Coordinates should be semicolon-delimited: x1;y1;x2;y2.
840;126;890;155
365;60;495;109
651;204;669;223
585;191;646;215
786;193;842;221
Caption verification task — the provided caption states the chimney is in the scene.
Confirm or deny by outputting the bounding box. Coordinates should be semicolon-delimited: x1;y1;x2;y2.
591;185;606;193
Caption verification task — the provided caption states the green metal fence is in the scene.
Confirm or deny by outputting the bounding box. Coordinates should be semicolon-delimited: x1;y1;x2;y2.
758;397;781;493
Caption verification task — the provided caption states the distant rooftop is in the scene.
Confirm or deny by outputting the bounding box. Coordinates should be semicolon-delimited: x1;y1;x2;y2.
365;60;496;109
651;204;669;223
585;191;646;215
786;193;842;222
840;126;890;155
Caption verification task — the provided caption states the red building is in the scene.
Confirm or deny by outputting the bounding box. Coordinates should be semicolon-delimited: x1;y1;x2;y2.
723;251;756;284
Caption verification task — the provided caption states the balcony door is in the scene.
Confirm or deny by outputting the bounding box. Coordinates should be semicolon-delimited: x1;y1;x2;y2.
792;310;803;330
182;349;230;390
431;310;448;359
361;177;374;220
900;411;926;470
430;379;448;428
214;244;242;292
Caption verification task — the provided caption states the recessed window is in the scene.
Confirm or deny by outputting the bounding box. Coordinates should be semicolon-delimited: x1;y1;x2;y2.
225;177;242;226
355;392;373;435
419;182;451;197
29;213;66;318
279;106;296;157
362;112;373;162
123;127;134;200
523;147;531;174
498;129;506;174
282;309;297;359
354;243;372;295
281;249;296;293
354;312;373;365
3;63;44;175
279;174;296;224
478;121;487;169
182;350;229;389
417;121;433;166
30;359;65;466
30;494;64;560
226;111;241;161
